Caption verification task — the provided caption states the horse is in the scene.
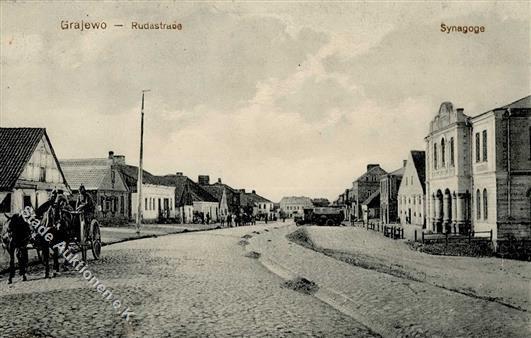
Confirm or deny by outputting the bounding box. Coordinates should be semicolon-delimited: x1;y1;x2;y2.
1;201;74;284
2;213;31;284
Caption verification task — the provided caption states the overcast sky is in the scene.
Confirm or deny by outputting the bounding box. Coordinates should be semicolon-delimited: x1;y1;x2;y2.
1;1;529;202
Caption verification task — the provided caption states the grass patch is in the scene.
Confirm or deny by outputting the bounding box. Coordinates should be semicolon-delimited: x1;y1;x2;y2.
282;277;319;295
287;227;425;282
408;241;495;258
245;251;261;259
238;239;250;246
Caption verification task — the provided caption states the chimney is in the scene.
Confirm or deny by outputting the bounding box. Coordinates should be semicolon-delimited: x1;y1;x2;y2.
217;178;222;184
176;172;183;176
457;108;464;114
239;189;246;193
367;164;379;172
252;190;256;194
108;151;114;160
403;160;407;167
198;175;210;185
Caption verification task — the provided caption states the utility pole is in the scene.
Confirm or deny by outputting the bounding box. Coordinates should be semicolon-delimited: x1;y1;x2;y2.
136;89;150;234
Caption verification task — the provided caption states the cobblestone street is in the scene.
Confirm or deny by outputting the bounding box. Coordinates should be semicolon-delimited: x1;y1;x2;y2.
1;222;529;337
0;222;376;337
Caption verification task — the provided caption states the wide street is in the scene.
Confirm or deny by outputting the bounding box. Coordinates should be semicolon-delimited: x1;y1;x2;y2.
0;221;528;337
0;222;375;337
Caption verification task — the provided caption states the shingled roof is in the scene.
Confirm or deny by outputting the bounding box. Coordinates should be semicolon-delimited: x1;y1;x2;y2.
60;158;110;190
154;174;218;206
115;164;161;191
0;128;67;191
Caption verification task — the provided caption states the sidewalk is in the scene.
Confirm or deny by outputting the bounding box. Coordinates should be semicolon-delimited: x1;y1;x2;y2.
247;224;529;338
303;226;531;311
0;223;221;271
100;223;221;245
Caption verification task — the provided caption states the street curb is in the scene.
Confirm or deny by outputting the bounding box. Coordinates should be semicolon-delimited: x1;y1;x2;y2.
246;227;390;338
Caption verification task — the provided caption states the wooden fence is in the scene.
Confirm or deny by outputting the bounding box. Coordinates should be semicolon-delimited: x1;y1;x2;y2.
418;229;493;244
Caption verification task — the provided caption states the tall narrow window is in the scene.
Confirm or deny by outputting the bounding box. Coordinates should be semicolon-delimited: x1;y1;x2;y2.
475;133;480;162
450;137;455;166
39;167;46;182
434;143;438;169
476;189;481;220
483;189;488;220
441;138;446;167
482;130;488;161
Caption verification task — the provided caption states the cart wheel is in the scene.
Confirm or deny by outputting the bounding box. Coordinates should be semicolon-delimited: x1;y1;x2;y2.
91;220;101;260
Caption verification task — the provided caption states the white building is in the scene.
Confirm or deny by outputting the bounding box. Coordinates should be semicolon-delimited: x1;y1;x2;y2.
0;128;69;224
131;184;176;222
279;196;313;218
397;151;426;239
425;97;531;245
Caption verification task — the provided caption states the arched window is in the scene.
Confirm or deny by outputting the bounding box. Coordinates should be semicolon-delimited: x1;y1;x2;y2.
476;189;481;220
434;143;438;169
450;137;455;166
483;189;488;220
441;138;446;167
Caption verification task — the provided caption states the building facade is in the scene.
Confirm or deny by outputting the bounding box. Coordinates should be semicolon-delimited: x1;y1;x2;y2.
157;173;219;223
380;163;405;224
279;196;313;218
398;151;426;239
0;128;69;224
60;152;129;223
351;164;387;221
115;157;176;223
425;97;531;244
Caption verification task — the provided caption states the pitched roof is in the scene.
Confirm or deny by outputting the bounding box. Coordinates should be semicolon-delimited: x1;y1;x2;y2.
240;191;272;206
410;150;426;193
362;190;380;206
202;185;225;202
500;95;531;109
60;158;109;190
0;128;68;191
280;196;313;205
388;166;405;177
247;192;272;203
355;165;388;183
156;174;218;205
115;164;163;189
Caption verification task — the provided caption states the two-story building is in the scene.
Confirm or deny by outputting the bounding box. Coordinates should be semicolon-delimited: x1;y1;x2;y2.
398;151;426;239
380;162;405;224
425;96;531;245
279;196;313;218
0;128;69;224
351;164;387;221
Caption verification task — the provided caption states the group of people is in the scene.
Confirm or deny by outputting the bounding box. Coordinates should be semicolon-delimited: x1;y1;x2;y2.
219;213;276;227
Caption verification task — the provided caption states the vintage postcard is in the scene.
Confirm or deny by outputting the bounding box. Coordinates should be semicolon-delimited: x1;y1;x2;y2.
0;1;529;337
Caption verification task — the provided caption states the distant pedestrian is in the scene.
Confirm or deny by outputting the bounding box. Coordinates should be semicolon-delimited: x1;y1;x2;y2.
265;214;268;224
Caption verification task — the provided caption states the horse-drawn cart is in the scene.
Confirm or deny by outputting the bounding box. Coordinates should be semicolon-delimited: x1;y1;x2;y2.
66;210;102;262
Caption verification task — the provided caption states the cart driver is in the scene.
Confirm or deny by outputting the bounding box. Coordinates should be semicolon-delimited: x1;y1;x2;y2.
76;185;94;224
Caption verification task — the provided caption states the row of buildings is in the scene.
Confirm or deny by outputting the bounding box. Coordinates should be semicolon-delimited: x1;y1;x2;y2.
0;129;274;225
334;96;531;246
